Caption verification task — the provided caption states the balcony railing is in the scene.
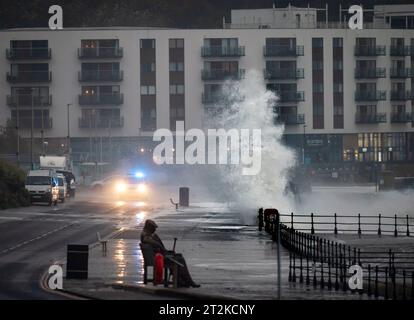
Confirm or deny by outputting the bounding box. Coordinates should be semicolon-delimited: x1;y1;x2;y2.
78;70;123;82
277;91;305;103
202;92;222;104
390;68;411;78
78;47;123;59
7;94;52;107
78;93;124;105
6;71;52;83
9;117;53;129
354;90;386;101
201;69;245;81
354;45;386;56
391;112;412;123
79;117;124;128
264;68;304;80
390;45;411;56
201;46;245;57
6;48;51;60
263;45;304;57
354;68;386;79
275;113;305;125
390;90;412;101
355;113;387;123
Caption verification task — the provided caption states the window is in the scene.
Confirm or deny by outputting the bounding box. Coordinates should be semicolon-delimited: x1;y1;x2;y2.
312;61;323;70
169;62;184;72
333;60;343;70
170;85;184;94
333;38;343;48
140;39;155;49
333;83;343;93
312;38;323;48
313;83;324;93
169;39;184;48
141;86;156;95
141;63;155;72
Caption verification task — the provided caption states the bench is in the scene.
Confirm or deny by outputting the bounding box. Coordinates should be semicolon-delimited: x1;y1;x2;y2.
139;243;183;288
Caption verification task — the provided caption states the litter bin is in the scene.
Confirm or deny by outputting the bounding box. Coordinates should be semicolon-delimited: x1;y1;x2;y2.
66;244;89;279
179;187;189;207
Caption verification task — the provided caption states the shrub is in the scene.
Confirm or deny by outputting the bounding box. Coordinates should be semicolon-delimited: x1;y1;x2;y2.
0;160;30;209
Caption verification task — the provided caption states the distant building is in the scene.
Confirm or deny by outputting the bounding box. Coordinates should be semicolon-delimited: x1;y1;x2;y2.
0;4;413;174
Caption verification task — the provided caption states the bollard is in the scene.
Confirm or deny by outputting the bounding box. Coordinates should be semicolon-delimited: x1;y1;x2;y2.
334;213;338;235
357;213;362;236
291;212;294;230
378;214;382;236
257;208;264;232
179;187;189;207
407;215;410;237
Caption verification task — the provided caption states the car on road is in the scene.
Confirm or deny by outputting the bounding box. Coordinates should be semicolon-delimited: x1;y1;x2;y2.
25;170;59;206
56;174;68;202
91;173;149;200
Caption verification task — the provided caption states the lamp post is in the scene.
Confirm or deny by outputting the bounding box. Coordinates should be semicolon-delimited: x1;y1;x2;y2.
67;103;72;157
302;124;307;165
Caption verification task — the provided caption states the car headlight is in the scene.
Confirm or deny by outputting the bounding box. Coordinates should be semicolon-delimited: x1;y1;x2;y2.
137;183;147;193
115;182;127;193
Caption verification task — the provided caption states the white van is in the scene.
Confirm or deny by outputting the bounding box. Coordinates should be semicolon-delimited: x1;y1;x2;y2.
25;170;59;206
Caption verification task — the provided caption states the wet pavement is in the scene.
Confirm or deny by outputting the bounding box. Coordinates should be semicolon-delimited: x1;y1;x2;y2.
63;204;373;299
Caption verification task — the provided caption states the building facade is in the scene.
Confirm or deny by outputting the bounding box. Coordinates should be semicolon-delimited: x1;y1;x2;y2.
1;5;414;173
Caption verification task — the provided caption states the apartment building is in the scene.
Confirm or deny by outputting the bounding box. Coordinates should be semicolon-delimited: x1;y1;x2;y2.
1;4;414;171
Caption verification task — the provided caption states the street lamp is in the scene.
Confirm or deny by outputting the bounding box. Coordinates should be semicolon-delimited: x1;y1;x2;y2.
67;103;73;157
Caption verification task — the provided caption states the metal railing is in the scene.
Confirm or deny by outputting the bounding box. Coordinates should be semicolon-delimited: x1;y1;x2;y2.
354;45;386;56
260;211;414;300
355;113;387;124
201;69;245;81
6;71;52;83
6;94;52;107
78;70;123;82
391;112;412;123
263;45;304;57
275;114;305;125
355;90;386;101
78;116;124;128
201;46;245;57
390;91;412;101
8;117;53;129
264;68;304;80
78;47;123;59
78;93;124;105
354;68;386;79
277;91;305;103
390;46;412;56
6;48;51;60
390;68;412;78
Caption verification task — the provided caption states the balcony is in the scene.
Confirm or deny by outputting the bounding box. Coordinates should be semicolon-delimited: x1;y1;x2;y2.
263;45;304;57
79;117;124;128
264;68;304;80
201;46;245;57
391;112;412;123
355;90;386;101
276;91;305;103
201;69;245;81
390;90;412;101
78;47;123;59
354;68;386;79
355;113;387;124
354;45;386;56
390;68;411;78
7;94;52;107
6;48;51;60
78;93;124;105
390;45;411;56
78;70;123;82
6;71;52;83
275;113;305;125
202;92;222;104
9;117;53;129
